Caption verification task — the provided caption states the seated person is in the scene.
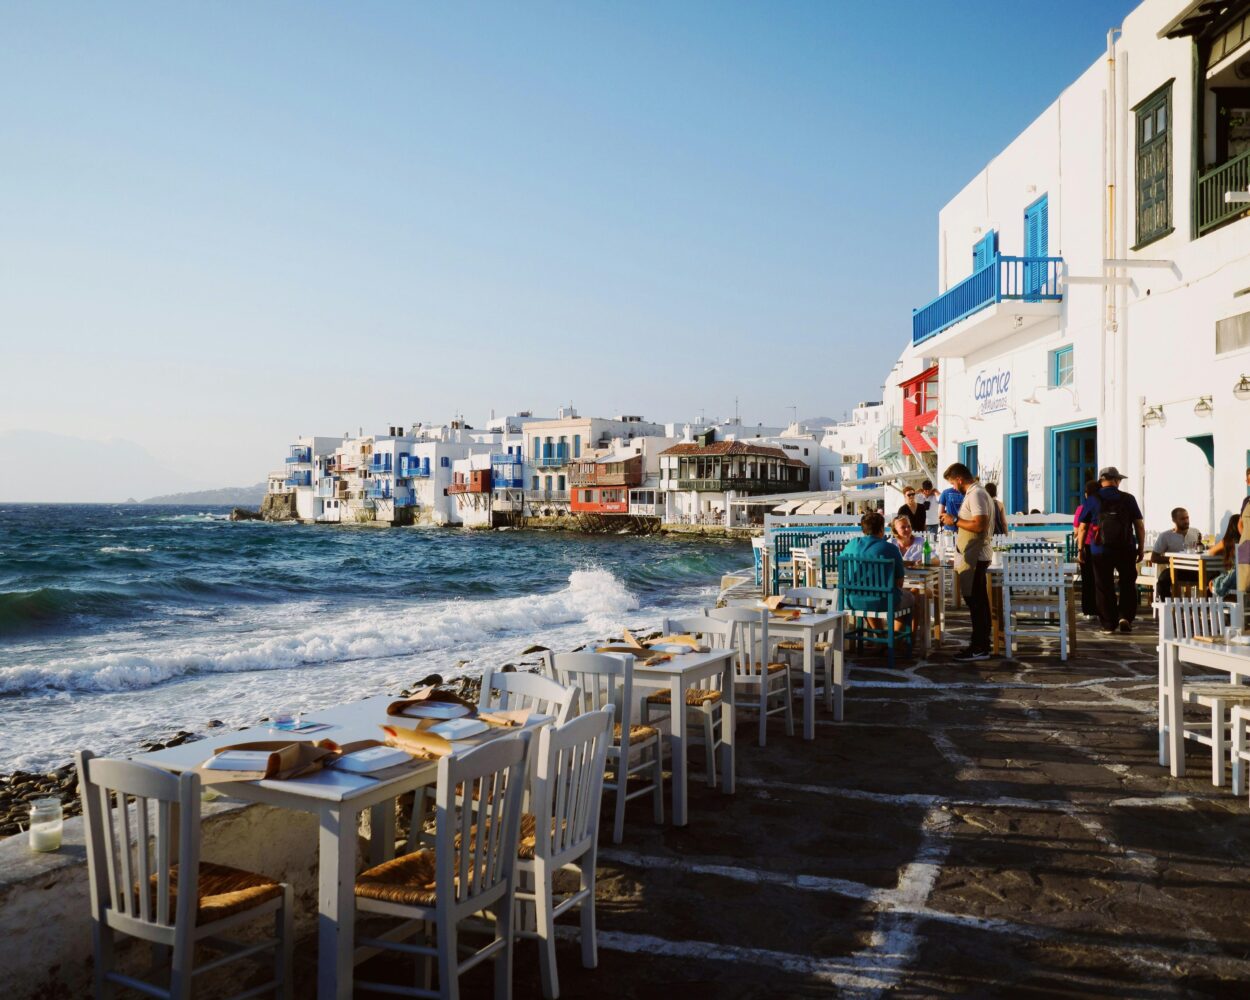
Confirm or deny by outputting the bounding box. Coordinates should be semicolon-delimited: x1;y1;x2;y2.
890;515;925;566
843;511;915;631
1208;515;1242;600
1150;506;1200;600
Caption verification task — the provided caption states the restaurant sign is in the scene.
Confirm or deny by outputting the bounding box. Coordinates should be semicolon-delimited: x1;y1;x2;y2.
973;368;1012;415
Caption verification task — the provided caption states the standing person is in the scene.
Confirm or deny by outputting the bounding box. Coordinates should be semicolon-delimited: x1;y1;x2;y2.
1075;467;1146;633
938;483;964;535
1074;480;1100;620
919;479;941;537
941;463;994;662
983;482;1009;536
1150;507;1201;600
896;487;927;533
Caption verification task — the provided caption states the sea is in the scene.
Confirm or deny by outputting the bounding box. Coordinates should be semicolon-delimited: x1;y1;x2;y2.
0;504;749;772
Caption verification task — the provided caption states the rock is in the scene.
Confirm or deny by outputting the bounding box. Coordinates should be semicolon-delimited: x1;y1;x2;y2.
417;674;444;687
501;664;517;673
206;719;224;728
229;506;263;521
521;644;549;655
258;492;299;522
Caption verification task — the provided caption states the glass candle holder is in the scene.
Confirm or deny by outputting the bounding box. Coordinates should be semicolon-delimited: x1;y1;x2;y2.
28;796;63;852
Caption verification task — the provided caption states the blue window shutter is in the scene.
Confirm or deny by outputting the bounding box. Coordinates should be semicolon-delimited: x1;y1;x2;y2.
972;230;998;271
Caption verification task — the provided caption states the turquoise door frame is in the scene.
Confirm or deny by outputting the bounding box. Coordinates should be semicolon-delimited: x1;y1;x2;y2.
1005;432;1029;514
959;440;980;479
1047;419;1097;514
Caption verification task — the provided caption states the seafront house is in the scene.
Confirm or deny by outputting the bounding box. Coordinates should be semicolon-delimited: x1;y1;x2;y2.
818;402;888;493
521;408;666;519
568;435;677;523
285;435;342;521
659;434;811;525
884;0;1250;534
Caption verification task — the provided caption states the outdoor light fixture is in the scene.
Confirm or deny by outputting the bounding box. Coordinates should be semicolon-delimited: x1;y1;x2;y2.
1225;188;1250;204
1012;315;1024;329
1142;404;1164;425
1022;393;1040;405
1234;374;1250;401
1193;395;1213;416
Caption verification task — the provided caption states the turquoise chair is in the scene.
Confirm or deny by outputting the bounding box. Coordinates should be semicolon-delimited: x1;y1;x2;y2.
837;554;913;668
818;535;855;589
772;531;821;593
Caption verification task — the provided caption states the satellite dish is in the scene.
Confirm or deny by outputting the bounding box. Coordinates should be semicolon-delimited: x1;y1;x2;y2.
1235;58;1250;81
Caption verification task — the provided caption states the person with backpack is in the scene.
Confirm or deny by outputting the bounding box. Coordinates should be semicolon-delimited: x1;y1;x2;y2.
983;482;1009;536
1075;466;1146;633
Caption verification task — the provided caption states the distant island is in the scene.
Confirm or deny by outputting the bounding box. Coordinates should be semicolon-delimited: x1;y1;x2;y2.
141;483;267;506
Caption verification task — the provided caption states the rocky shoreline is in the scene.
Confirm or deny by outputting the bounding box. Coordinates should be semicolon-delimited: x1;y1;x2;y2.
0;633;655;840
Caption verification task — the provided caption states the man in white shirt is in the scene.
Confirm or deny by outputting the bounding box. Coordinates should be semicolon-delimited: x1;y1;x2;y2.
941;463;994;661
920;479;941;537
1151;506;1200;600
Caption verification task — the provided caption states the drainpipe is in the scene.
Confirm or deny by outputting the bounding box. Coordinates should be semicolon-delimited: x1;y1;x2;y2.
1104;27;1122;464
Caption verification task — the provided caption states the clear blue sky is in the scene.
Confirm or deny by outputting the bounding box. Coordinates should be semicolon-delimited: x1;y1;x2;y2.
1;1;1136;493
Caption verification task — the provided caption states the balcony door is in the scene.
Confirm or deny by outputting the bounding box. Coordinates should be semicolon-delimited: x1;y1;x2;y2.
1023;195;1048;301
1005;432;1029;514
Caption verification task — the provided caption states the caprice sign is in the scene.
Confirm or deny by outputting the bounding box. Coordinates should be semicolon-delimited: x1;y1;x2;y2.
973;369;1011;415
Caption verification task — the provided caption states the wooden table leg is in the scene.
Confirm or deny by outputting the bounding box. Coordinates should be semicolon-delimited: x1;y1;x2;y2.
669;675;688;825
318;804;361;1000
720;658;736;794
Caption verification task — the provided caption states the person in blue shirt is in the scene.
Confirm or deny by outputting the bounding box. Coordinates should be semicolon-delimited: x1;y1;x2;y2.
842;511;915;630
1075;466;1145;633
938;486;963;533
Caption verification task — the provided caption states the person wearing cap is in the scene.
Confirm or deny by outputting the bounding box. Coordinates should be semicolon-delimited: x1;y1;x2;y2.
941;462;994;661
1075;466;1146;633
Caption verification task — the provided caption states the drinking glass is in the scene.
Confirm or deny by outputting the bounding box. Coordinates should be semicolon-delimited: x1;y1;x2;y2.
28;797;63;852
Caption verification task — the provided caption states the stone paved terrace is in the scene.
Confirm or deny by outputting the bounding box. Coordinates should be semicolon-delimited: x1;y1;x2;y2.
319;611;1250;998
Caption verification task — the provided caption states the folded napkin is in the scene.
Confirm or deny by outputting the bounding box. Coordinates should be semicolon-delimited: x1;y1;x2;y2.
771;609;802;621
387;686;476;717
478;708;532;728
197;739;341;786
380;723;453;759
648;634;709;652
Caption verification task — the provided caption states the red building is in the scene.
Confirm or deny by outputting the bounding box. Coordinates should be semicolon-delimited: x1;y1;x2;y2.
569;452;643;514
900;365;939;461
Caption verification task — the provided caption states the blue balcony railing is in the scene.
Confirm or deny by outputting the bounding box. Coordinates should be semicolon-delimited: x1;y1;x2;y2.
399;460;430;478
365;483;391;499
912;255;1063;345
286;447;312;464
536;446;569;467
285;471;312;488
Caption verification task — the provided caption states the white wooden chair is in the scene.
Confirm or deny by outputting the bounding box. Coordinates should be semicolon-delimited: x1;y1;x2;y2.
547;651;664;844
775;586;842;717
707;607;793;746
1230;704;1250;798
479;668;581;725
76;750;294;1000
1001;550;1068;661
514;706;614;999
639;615;733;787
1156;596;1242;785
354;732;530;999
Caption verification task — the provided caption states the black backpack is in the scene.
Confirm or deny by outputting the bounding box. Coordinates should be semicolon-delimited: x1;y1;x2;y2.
1097;492;1132;549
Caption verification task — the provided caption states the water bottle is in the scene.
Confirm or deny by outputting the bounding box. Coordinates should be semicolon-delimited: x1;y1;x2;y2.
922;537;932;566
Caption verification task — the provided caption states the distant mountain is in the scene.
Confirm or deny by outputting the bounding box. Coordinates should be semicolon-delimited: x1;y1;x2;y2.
0;429;207;503
141;483;267;506
800;416;840;429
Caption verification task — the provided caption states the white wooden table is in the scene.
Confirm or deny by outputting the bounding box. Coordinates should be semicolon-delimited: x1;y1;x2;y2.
1165;552;1225;593
1162;639;1250;777
631;648;736;826
140;694;545;1000
760;609;847;736
904;565;945;655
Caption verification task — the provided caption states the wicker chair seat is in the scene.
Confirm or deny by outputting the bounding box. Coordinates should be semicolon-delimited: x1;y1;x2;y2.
355;850;441;907
644;688;722;706
775;639;831;652
739;661;788;676
154;861;283;925
614;722;659;742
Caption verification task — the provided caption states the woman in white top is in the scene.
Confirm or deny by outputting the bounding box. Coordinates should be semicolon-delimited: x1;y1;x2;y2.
891;516;925;566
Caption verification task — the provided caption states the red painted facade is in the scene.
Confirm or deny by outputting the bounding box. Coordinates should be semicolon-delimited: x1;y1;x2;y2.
900;365;939;456
570;487;630;514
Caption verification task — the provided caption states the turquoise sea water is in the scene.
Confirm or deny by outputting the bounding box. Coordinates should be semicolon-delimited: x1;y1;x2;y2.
0;504;748;770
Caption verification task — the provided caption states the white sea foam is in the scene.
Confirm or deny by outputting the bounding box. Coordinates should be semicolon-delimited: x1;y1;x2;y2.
0;568;638;696
98;545;154;554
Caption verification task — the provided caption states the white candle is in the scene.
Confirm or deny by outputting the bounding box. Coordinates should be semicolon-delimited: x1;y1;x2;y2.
29;819;62;852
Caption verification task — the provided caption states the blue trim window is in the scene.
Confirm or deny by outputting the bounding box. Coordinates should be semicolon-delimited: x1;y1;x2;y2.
972;230;998;271
440;457;449;468
1051;345;1074;387
958;441;979;478
573;434;581;458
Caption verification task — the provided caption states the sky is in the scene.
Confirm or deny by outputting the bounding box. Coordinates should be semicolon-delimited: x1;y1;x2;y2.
0;1;1137;498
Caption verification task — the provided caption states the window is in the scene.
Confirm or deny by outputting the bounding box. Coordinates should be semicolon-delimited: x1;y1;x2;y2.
1134;83;1172;247
573;434;581;457
531;475;538;490
1051;346;1074;387
557;475;566;491
440;457;449;468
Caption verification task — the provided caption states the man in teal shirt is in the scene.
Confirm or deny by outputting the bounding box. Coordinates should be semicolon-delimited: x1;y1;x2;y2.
842;511;915;620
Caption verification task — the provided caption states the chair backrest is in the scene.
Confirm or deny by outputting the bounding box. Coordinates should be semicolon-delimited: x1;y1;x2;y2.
479;668;580;725
436;732;529;912
837;554;896;613
782;587;838;611
661;615;734;649
529;707;614;864
707;606;770;679
1157;596;1227;641
1001;549;1063;588
77;750;199;934
547;651;634;727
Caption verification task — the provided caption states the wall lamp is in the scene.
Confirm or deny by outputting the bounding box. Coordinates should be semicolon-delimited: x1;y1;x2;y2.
1234;374;1250;401
1142;404;1165;425
1193;395;1213;416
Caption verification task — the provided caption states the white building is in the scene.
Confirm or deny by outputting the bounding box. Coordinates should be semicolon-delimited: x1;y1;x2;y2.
818;402;888;492
891;0;1250;536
